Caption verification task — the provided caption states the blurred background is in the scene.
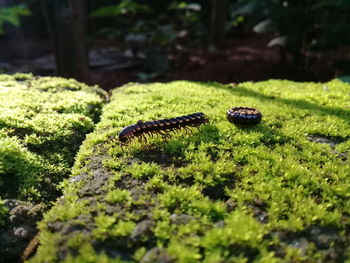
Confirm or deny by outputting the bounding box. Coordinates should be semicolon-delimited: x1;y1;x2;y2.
0;0;350;90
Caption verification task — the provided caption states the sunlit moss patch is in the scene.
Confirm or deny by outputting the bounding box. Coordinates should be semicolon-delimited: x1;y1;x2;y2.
32;80;350;262
0;74;106;208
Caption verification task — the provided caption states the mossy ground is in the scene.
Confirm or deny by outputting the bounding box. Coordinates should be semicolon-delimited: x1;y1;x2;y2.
0;74;106;260
32;80;349;262
0;74;106;203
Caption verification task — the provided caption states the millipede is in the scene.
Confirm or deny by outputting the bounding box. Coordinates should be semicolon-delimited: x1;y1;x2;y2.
226;107;262;125
118;112;208;144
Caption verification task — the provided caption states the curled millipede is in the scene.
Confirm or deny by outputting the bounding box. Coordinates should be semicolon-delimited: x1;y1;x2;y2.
119;112;208;144
226;107;262;125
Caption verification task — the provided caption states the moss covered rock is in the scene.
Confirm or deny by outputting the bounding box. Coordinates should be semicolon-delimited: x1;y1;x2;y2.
0;74;106;261
32;80;349;262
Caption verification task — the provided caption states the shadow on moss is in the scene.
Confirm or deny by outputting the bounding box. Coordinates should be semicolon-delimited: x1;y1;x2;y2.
265;224;349;262
134;149;187;168
223;84;350;122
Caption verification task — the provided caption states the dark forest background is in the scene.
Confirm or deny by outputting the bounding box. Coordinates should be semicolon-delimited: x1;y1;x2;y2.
1;0;350;90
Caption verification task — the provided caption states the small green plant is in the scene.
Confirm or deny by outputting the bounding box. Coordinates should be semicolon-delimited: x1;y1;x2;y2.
92;213;117;240
106;189;131;204
127;162;160;179
0;5;31;34
90;1;205;79
233;0;350;75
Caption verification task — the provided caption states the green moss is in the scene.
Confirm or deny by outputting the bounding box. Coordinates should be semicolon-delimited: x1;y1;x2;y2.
106;189;131;204
0;75;106;202
63;243;130;263
0;198;8;226
46;193;92;222
32;80;350;262
126;162;160;179
0;74;16;82
13;72;34;81
26;76;107;104
0;135;43;199
0;73;34;81
201;211;268;258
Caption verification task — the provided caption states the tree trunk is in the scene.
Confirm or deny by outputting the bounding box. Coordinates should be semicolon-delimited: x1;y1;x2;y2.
69;0;89;82
50;0;89;82
210;0;227;44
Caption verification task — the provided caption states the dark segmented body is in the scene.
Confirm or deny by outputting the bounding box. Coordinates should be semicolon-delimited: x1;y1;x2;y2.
119;112;208;144
226;107;262;125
